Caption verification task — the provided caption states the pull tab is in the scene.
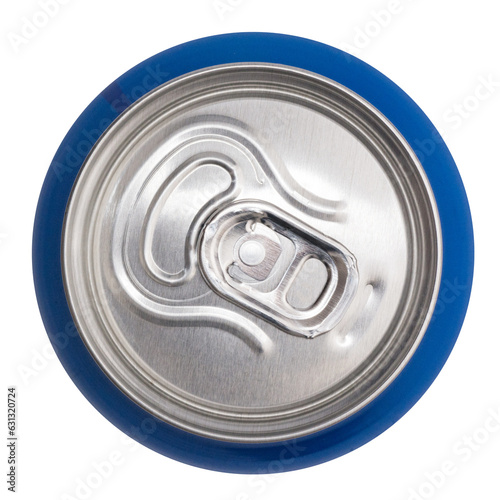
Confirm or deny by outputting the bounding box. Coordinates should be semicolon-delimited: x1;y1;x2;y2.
199;201;358;338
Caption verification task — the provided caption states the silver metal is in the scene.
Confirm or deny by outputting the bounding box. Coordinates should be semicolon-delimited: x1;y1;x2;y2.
62;63;442;442
199;201;358;338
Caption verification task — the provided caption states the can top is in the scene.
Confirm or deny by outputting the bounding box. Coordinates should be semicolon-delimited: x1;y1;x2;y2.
62;62;442;442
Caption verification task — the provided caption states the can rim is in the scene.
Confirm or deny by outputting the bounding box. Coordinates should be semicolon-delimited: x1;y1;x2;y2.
33;32;474;473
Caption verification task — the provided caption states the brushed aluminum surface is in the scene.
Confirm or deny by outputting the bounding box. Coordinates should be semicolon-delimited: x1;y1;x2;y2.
62;63;442;442
199;201;358;337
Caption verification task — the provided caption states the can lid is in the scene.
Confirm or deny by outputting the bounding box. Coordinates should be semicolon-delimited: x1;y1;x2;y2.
33;33;473;473
62;62;441;442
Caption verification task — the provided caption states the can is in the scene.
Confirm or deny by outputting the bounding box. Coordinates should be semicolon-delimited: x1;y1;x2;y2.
33;33;473;473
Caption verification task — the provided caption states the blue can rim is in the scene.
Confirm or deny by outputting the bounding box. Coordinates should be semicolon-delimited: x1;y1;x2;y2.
32;32;473;473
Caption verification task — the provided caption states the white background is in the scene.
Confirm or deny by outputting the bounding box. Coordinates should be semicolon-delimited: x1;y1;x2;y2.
2;1;499;499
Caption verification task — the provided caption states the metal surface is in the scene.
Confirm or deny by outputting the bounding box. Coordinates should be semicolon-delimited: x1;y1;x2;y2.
199;201;358;337
62;63;442;442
